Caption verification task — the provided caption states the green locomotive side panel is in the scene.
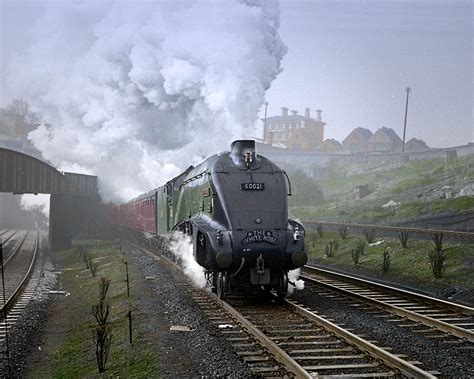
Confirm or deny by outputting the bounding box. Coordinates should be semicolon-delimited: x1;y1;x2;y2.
157;186;169;236
174;171;213;226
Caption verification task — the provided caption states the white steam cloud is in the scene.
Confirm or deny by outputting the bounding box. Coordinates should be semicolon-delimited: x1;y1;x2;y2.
288;268;305;295
7;0;286;203
167;231;207;288
20;194;50;219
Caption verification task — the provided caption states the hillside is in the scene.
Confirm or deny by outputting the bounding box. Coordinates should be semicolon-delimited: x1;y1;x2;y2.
290;155;474;225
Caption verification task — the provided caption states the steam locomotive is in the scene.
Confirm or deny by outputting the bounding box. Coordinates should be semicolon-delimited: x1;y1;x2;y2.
112;140;307;298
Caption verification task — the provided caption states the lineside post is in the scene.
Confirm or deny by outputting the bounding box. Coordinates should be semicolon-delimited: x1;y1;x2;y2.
1;239;11;372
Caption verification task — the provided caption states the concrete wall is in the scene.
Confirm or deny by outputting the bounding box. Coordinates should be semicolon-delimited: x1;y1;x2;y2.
257;142;474;172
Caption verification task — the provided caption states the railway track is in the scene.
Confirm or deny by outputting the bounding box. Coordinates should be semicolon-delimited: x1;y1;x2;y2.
0;230;40;347
302;265;474;344
133;242;439;378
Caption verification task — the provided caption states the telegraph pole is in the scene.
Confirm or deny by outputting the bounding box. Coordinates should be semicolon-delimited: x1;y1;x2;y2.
402;87;411;153
263;101;268;143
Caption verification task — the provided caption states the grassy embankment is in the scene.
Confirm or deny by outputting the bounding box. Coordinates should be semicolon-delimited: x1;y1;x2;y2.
36;241;158;377
306;229;474;295
291;156;474;223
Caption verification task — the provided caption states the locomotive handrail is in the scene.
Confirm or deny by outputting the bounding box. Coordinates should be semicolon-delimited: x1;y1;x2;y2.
282;170;292;196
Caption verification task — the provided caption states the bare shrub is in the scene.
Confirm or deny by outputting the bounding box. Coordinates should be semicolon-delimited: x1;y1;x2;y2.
99;277;110;302
325;240;339;258
429;249;446;279
338;225;348;239
92;301;110;326
316;224;323;237
92;326;112;373
364;229;375;244
84;252;90;268
399;231;409;248
432;232;444;252
90;260;98;277
351;240;365;264
382;248;390;273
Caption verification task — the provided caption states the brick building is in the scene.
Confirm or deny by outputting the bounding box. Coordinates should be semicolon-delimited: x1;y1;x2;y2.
263;107;325;149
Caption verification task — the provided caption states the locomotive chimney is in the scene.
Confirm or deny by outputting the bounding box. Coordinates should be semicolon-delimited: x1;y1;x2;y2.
230;140;257;168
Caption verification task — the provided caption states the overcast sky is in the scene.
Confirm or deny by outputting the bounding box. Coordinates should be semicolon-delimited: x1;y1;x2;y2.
267;0;473;147
1;0;472;148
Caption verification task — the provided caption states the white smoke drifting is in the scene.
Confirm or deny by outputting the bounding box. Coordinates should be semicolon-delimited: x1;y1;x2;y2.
167;231;207;288
8;0;287;202
288;268;305;295
20;194;50;219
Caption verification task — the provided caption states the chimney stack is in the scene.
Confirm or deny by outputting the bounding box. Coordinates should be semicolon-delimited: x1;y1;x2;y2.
305;108;311;118
316;109;322;122
281;107;289;116
291;110;298;116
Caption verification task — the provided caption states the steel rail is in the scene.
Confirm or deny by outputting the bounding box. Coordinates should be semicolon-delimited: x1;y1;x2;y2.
0;231;39;316
2;231;30;267
287;299;436;378
131;240;438;378
210;293;312;379
130;241;311;378
303;220;474;240
303;265;474;342
0;230;19;246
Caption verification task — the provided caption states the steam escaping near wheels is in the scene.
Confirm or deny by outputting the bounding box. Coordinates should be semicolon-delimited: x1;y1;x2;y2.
288;268;305;295
167;231;207;288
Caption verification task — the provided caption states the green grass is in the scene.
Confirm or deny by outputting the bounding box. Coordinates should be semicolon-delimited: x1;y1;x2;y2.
41;241;159;377
291;156;474;223
306;231;474;294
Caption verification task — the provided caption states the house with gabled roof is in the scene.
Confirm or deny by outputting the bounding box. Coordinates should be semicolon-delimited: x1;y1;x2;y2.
405;138;430;152
342;127;373;153
369;127;403;152
320;138;343;152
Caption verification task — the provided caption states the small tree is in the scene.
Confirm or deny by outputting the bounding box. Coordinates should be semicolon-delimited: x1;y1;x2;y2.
399;231;409;248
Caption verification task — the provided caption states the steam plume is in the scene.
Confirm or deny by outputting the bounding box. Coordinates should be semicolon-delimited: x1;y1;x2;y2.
167;231;207;288
8;0;286;202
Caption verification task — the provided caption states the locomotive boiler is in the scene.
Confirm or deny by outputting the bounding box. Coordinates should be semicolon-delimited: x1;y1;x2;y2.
115;140;307;298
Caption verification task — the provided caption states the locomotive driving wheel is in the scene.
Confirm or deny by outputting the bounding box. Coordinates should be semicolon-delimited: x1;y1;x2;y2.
216;271;229;300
